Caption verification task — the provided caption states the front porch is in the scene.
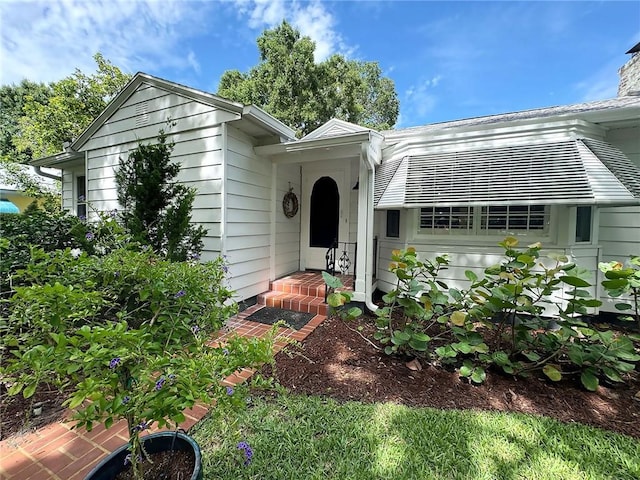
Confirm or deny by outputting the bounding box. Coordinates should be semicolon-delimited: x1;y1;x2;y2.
255;271;355;317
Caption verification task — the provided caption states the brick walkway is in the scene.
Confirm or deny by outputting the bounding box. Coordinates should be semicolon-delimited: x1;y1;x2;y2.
0;305;326;480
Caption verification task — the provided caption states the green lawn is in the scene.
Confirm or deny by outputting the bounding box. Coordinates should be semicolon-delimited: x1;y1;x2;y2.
190;394;640;480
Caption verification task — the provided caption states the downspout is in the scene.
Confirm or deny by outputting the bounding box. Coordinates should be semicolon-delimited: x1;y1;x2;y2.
363;141;378;313
33;166;62;181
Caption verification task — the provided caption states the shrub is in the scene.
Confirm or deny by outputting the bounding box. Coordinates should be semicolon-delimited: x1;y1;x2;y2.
2;247;275;480
372;240;640;391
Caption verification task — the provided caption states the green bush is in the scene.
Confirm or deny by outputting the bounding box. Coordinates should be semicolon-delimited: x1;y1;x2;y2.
2;246;274;480
372;240;640;391
0;204;86;279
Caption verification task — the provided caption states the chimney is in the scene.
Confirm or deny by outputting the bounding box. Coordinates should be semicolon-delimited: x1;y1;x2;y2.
618;41;640;97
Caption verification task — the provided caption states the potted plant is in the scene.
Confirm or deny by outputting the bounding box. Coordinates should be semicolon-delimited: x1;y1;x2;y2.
2;243;275;479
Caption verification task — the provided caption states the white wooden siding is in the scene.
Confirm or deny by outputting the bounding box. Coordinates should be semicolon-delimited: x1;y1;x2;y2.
79;84;226;262
598;205;640;312
224;126;272;299
597;126;640;312
274;162;301;278
61;170;75;212
605;127;640;165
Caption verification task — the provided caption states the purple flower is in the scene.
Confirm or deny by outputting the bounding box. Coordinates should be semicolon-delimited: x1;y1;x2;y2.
226;386;234;396
174;290;186;298
109;357;121;369
189;252;200;260
168;374;176;384
222;265;229;274
237;441;253;466
155;377;166;391
122;396;130;405
222;348;229;356
191;325;200;335
79;214;87;221
85;232;95;241
109;209;118;218
132;421;150;433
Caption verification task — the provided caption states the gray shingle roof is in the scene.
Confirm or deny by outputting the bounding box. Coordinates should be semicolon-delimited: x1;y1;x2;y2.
384;96;640;137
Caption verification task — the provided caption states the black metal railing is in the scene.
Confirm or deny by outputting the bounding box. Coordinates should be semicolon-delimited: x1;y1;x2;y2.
325;240;357;301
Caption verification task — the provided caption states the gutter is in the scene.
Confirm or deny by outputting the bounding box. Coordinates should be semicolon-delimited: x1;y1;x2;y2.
34;165;62;181
362;140;379;313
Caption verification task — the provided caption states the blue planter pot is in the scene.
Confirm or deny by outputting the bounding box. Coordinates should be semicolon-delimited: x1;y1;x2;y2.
84;431;202;480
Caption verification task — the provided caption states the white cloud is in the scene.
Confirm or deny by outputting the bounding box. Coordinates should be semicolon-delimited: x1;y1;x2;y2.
0;0;213;85
400;76;442;127
233;0;352;61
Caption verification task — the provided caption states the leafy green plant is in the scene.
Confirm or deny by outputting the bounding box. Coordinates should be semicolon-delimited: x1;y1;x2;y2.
370;240;640;391
599;257;640;330
323;271;362;320
2;247;275;479
372;248;480;366
0;204;85;280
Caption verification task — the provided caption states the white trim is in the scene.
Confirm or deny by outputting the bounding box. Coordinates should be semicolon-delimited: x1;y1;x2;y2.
221;123;228;258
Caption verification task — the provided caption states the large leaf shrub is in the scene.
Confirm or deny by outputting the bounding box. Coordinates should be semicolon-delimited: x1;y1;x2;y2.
367;239;640;391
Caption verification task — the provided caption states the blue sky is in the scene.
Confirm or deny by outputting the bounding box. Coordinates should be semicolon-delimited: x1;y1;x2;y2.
1;1;639;128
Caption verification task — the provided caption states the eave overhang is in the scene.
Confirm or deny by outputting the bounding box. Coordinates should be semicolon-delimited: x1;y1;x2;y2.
28;150;84;168
255;130;383;164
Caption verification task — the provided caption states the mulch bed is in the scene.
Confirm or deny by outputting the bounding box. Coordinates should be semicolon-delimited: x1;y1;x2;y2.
261;315;640;439
2;314;639;443
1;384;69;441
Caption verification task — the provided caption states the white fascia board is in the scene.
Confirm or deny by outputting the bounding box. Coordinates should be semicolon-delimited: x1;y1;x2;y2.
384;119;606;160
28;151;84;168
241;105;297;140
255;131;372;156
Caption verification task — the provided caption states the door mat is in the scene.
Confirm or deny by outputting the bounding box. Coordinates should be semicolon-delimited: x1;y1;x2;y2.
246;307;315;330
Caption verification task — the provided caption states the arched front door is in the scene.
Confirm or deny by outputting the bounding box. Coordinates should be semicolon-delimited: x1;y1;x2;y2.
301;168;348;270
310;177;339;249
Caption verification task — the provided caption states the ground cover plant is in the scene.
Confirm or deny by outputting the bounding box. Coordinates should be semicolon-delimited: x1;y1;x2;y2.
191;393;640;480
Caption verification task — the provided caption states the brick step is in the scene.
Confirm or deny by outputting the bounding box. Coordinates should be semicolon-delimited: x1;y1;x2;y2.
257;291;328;316
269;277;328;298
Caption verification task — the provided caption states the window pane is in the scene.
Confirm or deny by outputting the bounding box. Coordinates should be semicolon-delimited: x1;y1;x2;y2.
575;206;592;242
76;175;86;201
420;206;472;232
386;210;400;238
77;203;87;219
480;204;548;233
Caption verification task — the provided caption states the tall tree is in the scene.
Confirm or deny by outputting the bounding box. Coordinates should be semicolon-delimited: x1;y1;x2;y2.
217;21;399;137
0;80;55;197
1;54;130;197
115;128;206;262
13;53;130;159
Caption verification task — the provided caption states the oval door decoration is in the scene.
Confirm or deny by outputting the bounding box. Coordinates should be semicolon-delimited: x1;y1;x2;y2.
283;189;299;218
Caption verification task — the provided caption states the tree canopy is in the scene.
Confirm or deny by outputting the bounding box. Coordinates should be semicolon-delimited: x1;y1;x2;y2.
217;21;399;137
0;53;130;197
13;53;131;160
0;80;54;196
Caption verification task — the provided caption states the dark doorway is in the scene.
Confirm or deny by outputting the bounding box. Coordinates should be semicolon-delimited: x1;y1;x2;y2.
310;176;339;247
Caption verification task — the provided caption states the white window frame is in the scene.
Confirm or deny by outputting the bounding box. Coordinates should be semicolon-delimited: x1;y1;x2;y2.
417;205;552;239
75;174;87;219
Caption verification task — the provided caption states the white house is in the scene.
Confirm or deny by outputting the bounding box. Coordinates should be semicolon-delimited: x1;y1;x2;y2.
30;44;640;314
